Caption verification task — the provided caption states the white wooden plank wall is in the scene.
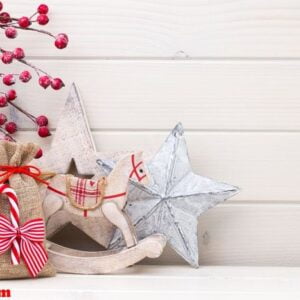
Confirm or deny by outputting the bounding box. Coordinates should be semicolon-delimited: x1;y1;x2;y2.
4;0;300;266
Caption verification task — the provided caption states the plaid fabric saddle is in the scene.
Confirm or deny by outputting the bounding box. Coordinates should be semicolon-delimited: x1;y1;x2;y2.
66;175;107;211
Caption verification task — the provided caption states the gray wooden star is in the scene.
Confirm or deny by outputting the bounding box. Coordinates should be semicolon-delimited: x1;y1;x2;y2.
107;123;239;267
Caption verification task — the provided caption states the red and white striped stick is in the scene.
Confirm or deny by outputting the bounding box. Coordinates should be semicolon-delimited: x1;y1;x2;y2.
0;183;48;277
0;184;20;265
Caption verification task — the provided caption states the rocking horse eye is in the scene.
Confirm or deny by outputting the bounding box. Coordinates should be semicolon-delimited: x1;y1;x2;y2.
139;169;144;173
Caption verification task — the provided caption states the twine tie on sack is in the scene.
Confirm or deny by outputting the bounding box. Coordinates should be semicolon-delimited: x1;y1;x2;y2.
0;165;66;196
0;165;48;185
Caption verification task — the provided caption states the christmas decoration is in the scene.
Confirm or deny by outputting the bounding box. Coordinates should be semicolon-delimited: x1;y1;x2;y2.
0;141;55;278
47;233;166;274
34;82;111;247
0;184;48;278
36;83;100;176
44;152;149;246
33;86;166;274
107;123;239;267
0;2;68;141
32;82;235;272
40;152;166;274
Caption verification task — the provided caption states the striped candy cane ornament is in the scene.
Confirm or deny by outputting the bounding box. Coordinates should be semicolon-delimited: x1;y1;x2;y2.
0;183;48;277
0;184;20;265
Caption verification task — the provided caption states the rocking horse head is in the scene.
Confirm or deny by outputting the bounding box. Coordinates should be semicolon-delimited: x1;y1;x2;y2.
127;151;149;185
106;151;150;187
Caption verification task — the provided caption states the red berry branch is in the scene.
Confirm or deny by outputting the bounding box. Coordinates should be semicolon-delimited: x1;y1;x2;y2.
0;2;68;144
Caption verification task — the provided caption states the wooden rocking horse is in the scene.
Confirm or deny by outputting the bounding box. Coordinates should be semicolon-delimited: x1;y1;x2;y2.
40;151;166;274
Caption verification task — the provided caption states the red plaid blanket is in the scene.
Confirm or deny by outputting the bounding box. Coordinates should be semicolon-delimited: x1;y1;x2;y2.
66;176;105;211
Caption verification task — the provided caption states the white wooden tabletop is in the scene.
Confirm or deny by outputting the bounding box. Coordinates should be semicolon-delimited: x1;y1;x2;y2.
2;265;300;300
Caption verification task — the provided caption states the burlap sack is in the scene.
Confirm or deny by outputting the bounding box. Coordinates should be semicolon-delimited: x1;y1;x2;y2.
0;141;56;279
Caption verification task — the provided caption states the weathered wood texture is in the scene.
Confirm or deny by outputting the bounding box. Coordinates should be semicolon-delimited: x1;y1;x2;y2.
18;131;300;202
47;235;166;274
4;60;300;131
150;203;300;266
5;0;300;58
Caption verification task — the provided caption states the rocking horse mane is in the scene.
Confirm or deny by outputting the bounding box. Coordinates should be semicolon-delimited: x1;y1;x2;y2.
107;151;143;181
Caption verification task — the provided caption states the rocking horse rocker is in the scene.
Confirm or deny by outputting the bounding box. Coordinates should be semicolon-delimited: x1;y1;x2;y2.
40;151;167;274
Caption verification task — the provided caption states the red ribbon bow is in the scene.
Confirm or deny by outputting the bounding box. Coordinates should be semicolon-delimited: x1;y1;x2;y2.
0;215;48;277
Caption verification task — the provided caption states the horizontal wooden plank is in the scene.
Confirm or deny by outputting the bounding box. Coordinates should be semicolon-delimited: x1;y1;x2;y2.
158;203;300;266
3;266;300;300
4;60;300;131
50;204;300;267
16;130;300;202
4;0;300;58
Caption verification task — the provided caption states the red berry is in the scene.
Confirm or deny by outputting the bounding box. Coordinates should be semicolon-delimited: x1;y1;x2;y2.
0;12;10;24
5;27;17;39
0;95;7;107
1;52;14;64
38;4;48;14
18;16;31;28
51;78;64;90
37;14;49;25
0;113;7;125
38;126;50;137
0;2;3;12
36;115;48;126
19;70;32;83
6;89;17;101
34;148;43;159
54;33;68;49
13;48;25;59
39;75;51;89
2;74;15;86
5;122;17;134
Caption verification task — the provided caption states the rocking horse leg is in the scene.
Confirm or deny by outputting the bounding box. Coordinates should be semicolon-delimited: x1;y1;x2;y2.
102;201;137;248
43;196;64;223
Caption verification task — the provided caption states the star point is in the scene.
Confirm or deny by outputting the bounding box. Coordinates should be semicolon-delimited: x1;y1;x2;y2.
36;83;100;177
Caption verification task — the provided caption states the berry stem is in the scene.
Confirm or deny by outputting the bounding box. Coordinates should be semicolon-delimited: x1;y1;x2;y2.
0;73;20;77
0;47;52;77
0;24;55;38
18;58;51;77
29;12;38;20
7;100;37;125
0;126;16;142
0;2;68;140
